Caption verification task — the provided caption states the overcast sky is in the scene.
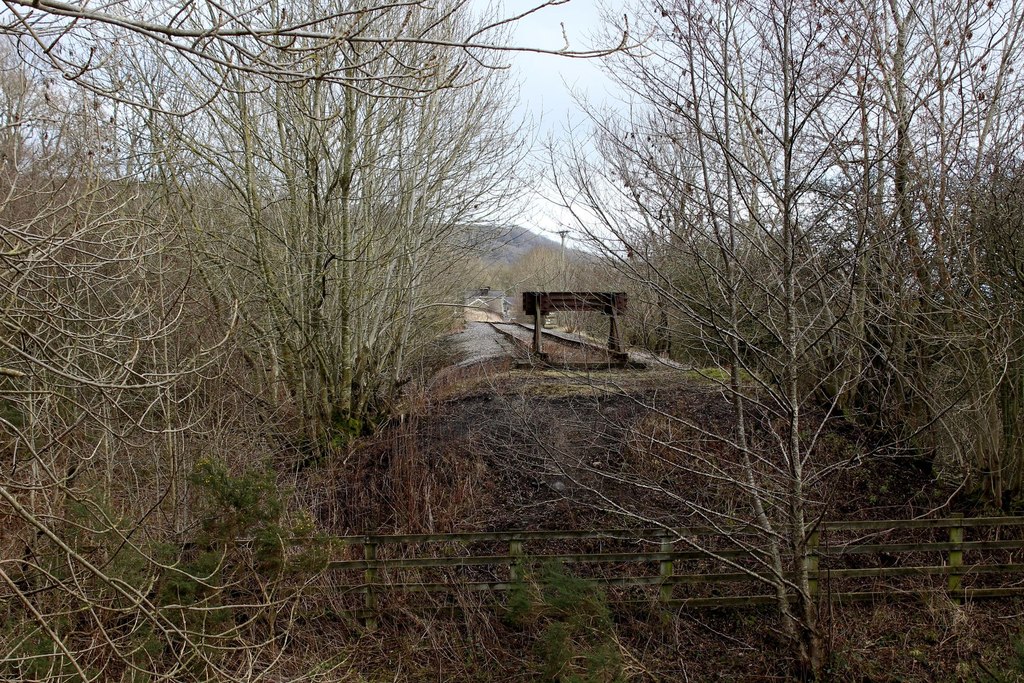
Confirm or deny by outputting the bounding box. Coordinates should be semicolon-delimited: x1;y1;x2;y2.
482;0;623;239
504;1;611;134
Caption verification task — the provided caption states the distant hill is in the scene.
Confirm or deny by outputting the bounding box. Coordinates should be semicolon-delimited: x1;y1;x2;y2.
459;223;564;265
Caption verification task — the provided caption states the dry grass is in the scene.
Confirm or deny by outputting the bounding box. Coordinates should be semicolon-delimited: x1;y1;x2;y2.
273;351;1021;681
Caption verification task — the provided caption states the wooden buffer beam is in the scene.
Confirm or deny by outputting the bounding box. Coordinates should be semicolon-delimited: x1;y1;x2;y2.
522;291;628;357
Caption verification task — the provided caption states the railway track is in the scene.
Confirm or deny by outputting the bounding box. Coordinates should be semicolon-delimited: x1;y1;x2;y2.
488;321;646;369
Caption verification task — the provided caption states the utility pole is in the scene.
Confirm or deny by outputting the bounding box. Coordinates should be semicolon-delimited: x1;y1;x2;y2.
556;229;570;291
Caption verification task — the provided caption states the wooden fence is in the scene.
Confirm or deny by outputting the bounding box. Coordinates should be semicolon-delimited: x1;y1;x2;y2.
321;516;1024;624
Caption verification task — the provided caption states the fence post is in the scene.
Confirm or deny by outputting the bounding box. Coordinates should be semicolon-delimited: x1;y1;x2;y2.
805;529;820;599
363;539;378;630
948;513;964;604
510;537;524;583
659;531;674;604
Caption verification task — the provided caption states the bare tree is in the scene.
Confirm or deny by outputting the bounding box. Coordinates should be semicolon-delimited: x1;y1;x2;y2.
550;0;884;674
0;0;629;678
0;0;629;109
546;0;1024;675
0;41;288;681
118;0;529;445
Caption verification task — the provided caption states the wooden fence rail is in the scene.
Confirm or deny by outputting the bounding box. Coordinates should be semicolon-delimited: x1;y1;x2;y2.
319;516;1024;620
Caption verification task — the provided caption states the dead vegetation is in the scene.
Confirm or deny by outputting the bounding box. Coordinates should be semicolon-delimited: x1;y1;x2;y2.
275;360;1024;681
309;365;943;535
